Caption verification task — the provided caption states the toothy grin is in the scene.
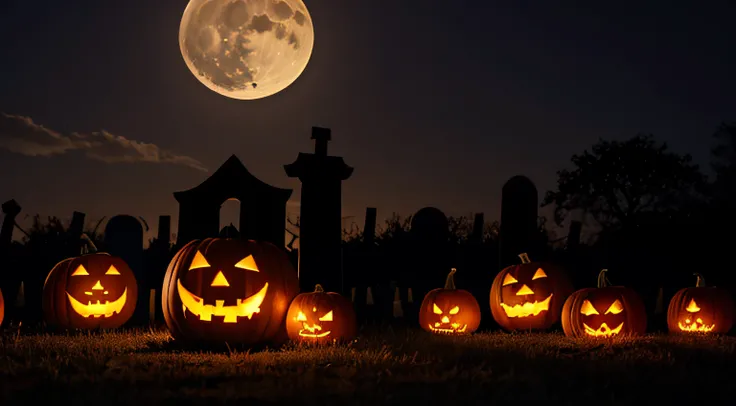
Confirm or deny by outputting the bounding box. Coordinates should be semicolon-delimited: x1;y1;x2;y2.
500;294;552;318
298;323;332;338
66;288;127;318
428;323;468;334
177;279;268;323
583;322;624;337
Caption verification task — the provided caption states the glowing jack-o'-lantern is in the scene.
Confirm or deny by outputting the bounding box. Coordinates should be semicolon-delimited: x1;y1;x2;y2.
490;253;573;331
561;269;647;338
420;268;481;335
42;242;138;330
161;238;299;345
667;273;734;334
285;284;356;343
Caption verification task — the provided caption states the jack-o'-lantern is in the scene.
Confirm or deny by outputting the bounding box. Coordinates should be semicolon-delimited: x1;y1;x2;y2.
561;269;647;338
286;284;356;343
490;253;573;331
420;268;480;334
162;238;300;345
667;273;734;334
42;244;138;330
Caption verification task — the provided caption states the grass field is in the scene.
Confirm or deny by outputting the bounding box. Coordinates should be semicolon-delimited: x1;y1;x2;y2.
1;325;735;405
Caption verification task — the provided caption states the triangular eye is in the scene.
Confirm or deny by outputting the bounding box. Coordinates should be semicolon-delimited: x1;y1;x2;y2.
502;273;518;286
580;300;599;316
189;251;210;270
71;265;89;276
234;255;259;272
449;306;460;315
532;268;547;280
433;303;443;314
605;300;624;315
105;265;121;275
319;311;333;322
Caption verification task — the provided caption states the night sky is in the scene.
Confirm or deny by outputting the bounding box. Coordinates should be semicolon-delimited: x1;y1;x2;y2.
1;1;734;244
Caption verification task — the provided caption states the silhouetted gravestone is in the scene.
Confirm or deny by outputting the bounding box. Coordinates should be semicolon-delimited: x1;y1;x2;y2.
104;215;145;325
146;215;172;325
285;127;354;294
0;200;21;322
0;199;21;249
174;155;292;248
407;207;449;323
499;175;539;270
471;212;484;244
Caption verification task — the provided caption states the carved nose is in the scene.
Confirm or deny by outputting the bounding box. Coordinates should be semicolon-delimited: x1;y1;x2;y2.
441;316;450;323
516;284;534;295
211;271;230;287
92;280;104;290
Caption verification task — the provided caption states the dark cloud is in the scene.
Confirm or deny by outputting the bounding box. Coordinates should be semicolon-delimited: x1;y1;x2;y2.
0;113;207;172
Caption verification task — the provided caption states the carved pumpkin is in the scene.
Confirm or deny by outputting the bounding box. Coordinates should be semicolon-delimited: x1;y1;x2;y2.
561;269;647;338
490;253;573;331
42;248;138;330
162;238;300;345
667;273;734;334
286;284;357;343
420;268;480;334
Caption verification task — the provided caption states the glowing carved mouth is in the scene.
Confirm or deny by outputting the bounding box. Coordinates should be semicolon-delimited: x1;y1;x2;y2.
500;294;552;318
66;288;127;318
678;319;715;333
583;322;624;337
177;279;268;323
428;323;467;334
298;323;331;338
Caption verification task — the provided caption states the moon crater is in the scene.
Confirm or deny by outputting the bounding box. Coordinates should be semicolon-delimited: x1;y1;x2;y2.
180;0;314;100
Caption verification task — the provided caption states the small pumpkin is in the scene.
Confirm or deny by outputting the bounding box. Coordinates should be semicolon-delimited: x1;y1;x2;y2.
161;238;300;345
667;273;734;334
420;268;480;334
42;238;138;330
490;253;573;331
286;284;357;343
561;269;647;338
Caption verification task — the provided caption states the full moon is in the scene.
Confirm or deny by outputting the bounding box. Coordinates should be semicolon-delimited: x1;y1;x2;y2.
179;0;314;100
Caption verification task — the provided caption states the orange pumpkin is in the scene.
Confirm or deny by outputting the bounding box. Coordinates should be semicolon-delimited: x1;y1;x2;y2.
561;269;647;338
490;253;573;331
420;268;480;334
162;238;299;345
42;250;138;330
667;273;734;334
286;284;357;344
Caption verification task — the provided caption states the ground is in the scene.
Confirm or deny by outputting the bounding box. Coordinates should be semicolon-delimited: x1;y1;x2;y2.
1;326;735;405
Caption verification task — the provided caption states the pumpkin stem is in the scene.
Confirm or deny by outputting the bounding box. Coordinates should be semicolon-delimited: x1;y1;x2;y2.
694;273;706;287
80;233;98;254
314;284;325;293
444;268;457;290
518;253;531;264
597;269;611;288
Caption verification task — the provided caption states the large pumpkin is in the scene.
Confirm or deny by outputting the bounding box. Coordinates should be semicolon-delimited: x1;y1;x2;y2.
162;238;299;345
490;253;573;331
420;268;480;334
286;284;356;343
667;273;734;334
42;251;138;330
561;269;647;338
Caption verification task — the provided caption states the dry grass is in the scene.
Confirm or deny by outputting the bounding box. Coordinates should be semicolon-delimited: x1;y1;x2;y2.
1;325;735;405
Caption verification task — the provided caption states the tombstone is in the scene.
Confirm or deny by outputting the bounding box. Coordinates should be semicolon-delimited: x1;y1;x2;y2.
0;200;21;323
65;211;86;257
145;215;172;324
407;207;449;324
363;207;377;245
499;175;539;270
104;215;145;325
285;127;354;294
0;199;21;248
471;212;484;244
174;155;292;248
